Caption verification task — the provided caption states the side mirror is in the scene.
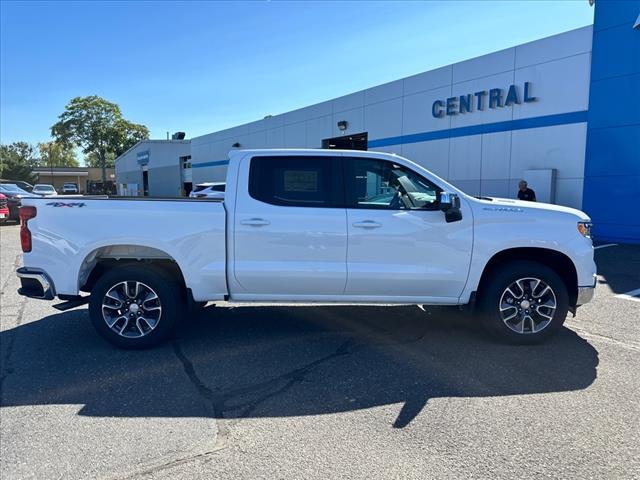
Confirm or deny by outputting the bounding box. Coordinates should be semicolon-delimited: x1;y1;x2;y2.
439;192;462;223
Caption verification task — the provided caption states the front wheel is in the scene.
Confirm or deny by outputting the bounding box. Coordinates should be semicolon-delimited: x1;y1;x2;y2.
89;264;184;349
479;261;569;344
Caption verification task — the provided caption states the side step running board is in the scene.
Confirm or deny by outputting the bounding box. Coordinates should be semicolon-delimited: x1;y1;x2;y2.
53;296;90;311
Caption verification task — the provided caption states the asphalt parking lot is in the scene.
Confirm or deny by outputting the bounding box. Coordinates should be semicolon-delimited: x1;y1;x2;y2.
1;223;639;479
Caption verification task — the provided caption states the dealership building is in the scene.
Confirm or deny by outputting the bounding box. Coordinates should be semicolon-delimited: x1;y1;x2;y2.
116;1;639;242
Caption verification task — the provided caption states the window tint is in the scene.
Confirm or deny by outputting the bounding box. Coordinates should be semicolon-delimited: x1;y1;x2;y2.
345;158;441;210
249;156;340;208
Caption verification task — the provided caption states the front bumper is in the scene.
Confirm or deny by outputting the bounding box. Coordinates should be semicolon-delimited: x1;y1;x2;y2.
16;267;55;300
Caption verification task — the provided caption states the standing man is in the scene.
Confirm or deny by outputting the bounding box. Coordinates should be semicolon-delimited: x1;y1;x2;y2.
517;180;536;202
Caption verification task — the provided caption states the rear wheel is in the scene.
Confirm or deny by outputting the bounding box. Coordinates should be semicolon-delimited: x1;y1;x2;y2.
89;264;185;349
479;261;569;344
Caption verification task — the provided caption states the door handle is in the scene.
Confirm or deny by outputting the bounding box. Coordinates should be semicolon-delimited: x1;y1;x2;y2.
240;218;270;226
352;220;382;229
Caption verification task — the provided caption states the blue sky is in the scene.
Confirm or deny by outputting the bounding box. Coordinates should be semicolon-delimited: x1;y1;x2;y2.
1;0;594;155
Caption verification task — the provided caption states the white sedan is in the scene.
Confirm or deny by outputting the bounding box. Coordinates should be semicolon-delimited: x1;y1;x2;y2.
189;182;225;199
32;184;58;197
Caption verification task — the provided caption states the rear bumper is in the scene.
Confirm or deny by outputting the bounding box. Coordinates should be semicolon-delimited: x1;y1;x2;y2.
16;267;55;300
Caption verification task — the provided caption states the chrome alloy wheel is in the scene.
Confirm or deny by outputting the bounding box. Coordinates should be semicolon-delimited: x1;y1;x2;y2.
101;281;162;338
498;277;557;334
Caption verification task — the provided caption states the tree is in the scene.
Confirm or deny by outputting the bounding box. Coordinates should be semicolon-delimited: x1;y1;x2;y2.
84;151;116;168
51;96;149;191
0;142;38;183
37;141;78;168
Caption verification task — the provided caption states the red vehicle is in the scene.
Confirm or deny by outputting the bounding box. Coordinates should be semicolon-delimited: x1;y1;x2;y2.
0;193;10;223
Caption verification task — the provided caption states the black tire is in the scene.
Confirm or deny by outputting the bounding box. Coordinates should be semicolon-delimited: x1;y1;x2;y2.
89;264;185;349
478;261;569;345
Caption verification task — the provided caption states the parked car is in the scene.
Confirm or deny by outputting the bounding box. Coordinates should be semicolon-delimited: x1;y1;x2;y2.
32;184;58;197
16;149;596;349
63;182;79;194
0;179;33;192
189;182;225;199
0;193;9;223
0;183;39;220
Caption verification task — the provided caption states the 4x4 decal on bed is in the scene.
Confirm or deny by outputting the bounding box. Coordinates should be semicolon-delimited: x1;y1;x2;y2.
46;202;86;208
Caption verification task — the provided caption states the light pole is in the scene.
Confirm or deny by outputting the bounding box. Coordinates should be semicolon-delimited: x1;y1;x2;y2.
49;143;54;190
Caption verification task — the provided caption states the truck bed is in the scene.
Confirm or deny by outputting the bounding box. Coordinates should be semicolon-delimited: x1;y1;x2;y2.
20;196;228;301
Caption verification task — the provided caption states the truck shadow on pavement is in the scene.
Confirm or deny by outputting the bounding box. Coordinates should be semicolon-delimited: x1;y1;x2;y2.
594;244;640;295
0;304;598;428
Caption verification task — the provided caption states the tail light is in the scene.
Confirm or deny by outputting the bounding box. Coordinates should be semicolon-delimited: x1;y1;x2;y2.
19;206;37;253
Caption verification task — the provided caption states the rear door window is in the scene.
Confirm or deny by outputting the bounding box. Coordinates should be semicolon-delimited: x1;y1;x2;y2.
249;156;343;208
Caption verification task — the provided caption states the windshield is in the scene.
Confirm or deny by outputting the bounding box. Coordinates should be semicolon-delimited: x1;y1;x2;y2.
0;183;29;194
35;185;56;192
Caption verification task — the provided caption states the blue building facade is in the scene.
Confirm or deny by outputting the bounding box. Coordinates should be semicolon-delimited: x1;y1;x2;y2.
584;0;640;242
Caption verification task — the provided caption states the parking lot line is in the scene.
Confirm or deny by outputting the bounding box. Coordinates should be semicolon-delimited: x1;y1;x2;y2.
614;287;640;303
594;243;618;250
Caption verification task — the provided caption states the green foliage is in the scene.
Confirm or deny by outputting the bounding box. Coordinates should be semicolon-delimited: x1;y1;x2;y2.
51;95;149;185
84;151;116;168
0;142;38;182
37;141;79;168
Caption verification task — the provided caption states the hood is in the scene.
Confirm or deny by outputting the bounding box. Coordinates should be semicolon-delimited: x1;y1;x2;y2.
4;192;39;200
473;196;591;221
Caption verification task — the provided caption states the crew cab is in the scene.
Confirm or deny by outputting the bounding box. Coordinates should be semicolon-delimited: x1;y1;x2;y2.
16;149;596;348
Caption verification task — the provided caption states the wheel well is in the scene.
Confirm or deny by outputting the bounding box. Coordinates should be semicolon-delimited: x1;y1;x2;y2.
79;245;187;294
478;248;578;306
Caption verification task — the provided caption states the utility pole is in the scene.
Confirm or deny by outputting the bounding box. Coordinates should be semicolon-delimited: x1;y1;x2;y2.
49;143;54;190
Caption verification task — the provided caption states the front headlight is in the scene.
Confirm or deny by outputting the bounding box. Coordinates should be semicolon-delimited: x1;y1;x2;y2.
577;221;592;238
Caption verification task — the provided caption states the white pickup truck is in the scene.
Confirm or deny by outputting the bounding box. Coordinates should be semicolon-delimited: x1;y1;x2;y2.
16;149;596;348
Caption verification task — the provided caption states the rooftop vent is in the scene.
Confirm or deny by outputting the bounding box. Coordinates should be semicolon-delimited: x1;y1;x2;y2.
171;132;186;140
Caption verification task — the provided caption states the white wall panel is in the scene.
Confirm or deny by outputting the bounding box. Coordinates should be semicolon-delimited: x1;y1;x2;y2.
481;131;512;180
333;91;364;113
449;135;482;181
510;123;587;179
364;79;403;105
190;143;210;164
480;179;510;198
452;48;515;84
265;128;285;148
246;120;266;134
364;98;403;140
513;53;591;119
283;122;306;147
247;130;267;148
210;139;233;160
555;178;584;209
515;26;592;69
402;86;452;135
401;139;450;179
450;179;481;196
305;115;333;148
403;65;451;96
